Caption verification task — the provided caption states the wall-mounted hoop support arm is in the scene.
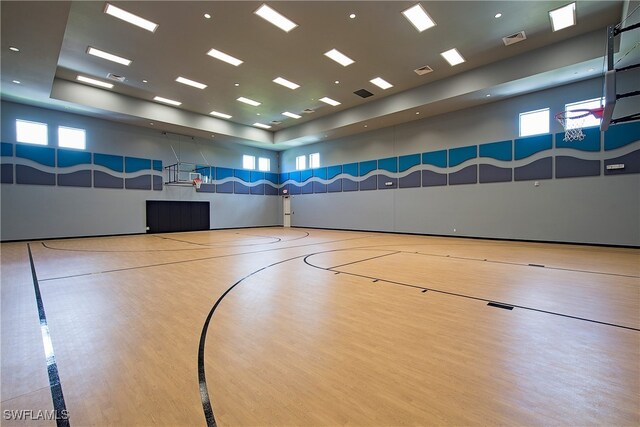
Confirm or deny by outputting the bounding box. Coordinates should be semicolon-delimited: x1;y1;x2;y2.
616;63;640;73
611;113;640;125
614;21;640;36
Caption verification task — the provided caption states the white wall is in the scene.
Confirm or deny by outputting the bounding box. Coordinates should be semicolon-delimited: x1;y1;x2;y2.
281;76;640;246
1;102;281;240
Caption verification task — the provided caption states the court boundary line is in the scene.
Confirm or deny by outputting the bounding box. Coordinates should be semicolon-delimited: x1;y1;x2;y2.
303;251;640;332
27;244;70;427
292;225;640;249
37;234;372;282
198;245;639;425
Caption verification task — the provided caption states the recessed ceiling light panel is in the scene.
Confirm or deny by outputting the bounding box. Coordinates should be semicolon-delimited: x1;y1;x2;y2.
9;46;19;52
440;48;465;66
175;76;207;89
253;122;272;129
153;96;182;106
206;48;243;66
549;2;576;32
210;111;232;119
324;49;354;67
319;97;341;106
77;75;114;89
282;111;301;119
370;77;393;90
237;97;261;106
273;77;300;90
104;3;158;32
87;47;132;66
254;4;298;32
402;4;436;32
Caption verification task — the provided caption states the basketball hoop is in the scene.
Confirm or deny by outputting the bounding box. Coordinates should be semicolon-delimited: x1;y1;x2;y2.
555;107;604;142
192;178;202;189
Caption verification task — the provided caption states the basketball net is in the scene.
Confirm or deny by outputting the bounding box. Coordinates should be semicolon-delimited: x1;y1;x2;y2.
193;178;202;189
555;107;604;142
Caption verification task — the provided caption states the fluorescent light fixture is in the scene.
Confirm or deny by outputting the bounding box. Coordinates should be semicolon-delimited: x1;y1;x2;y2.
87;47;132;66
282;111;301;119
206;48;243;66
210;111;232;119
402;4;436;32
9;46;19;52
253;122;272;129
273;77;300;90
12;80;21;84
440;48;465;66
104;3;158;32
77;75;114;89
324;48;354;67
204;13;211;19
237;97;261;106
319;97;341;106
254;4;298;32
153;96;182;106
175;76;207;89
549;2;576;32
370;77;393;90
495;13;502;18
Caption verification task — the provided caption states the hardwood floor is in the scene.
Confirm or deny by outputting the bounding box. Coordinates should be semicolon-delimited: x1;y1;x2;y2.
1;228;638;426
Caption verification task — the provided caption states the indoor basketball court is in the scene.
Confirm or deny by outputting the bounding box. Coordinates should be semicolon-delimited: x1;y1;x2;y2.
1;1;639;426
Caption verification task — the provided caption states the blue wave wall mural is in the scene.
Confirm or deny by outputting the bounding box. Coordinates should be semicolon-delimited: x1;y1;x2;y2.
1;121;639;195
277;121;639;195
1;144;163;191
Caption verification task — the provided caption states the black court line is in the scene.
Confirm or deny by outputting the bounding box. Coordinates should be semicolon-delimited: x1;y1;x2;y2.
199;245;639;425
198;253;309;427
328;250;401;269
27;244;70;427
410;251;640;279
302;251;640;332
42;231;311;253
154;234;281;247
38;235;372;282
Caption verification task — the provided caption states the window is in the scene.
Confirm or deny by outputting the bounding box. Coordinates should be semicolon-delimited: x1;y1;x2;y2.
309;152;320;168
565;97;603;129
58;126;86;149
243;155;256;170
16;119;48;145
519;108;549;137
295;155;306;170
258;157;270;171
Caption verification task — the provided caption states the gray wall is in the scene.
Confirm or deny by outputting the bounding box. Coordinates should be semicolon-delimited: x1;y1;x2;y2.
1;101;281;240
281;76;640;246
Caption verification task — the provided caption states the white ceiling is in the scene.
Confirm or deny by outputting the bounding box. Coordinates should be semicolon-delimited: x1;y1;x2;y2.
0;1;630;150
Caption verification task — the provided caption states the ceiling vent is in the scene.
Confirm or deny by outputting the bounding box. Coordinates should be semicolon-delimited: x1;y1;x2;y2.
502;31;527;46
302;108;315;114
354;89;374;98
271;120;282;125
107;73;126;82
414;65;433;75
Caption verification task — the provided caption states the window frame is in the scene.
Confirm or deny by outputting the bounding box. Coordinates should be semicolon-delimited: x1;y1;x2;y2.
242;154;256;170
58;126;86;150
519;108;550;137
564;97;604;130
16;119;48;146
309;152;320;169
295;155;306;170
258;157;270;172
